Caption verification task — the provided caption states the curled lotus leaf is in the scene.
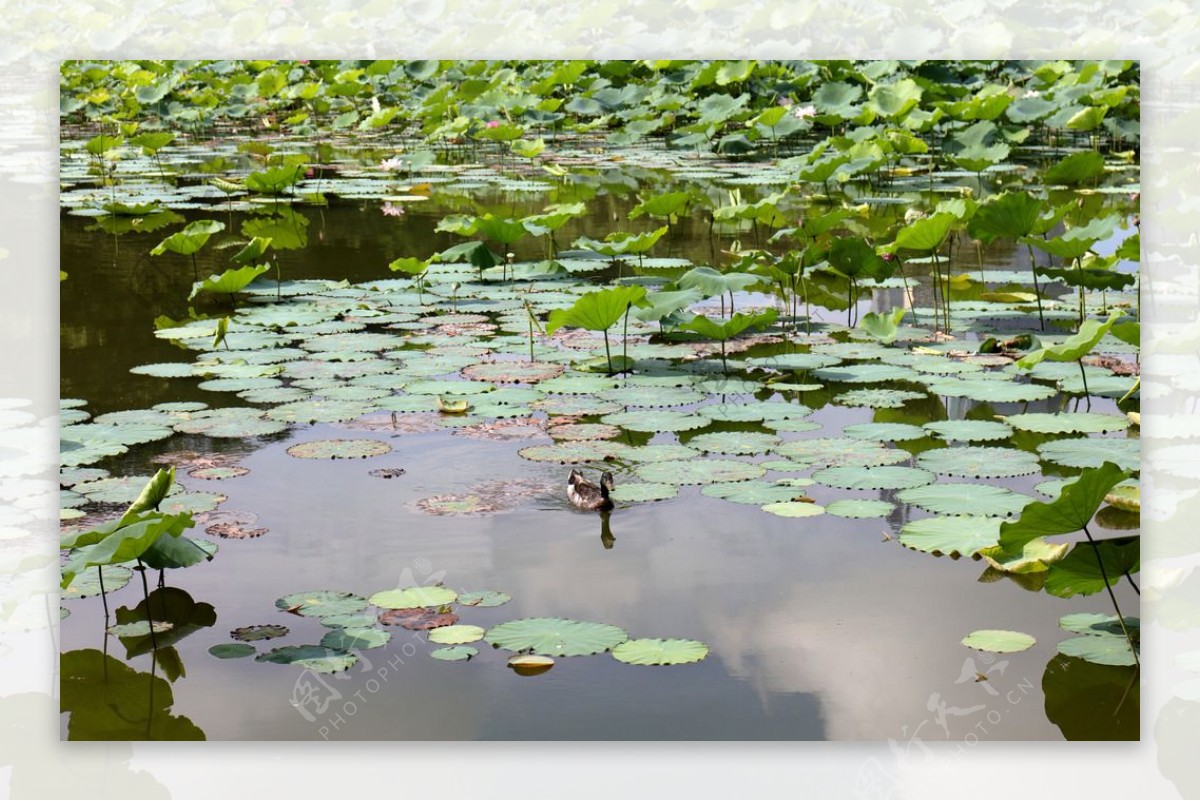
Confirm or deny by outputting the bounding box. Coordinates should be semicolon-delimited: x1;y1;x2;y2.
231;624;289;642
812;466;936;490
825;499;895;518
431;646;478;661
962;629;1036;653
461;361;564;384
428;624;486;645
275;591;369;618
897;483;1035;517
255;645;359;674
635;459;766;485
916;446;1041;478
508;654;554;675
485;617;629;657
923;420;1014;442
686;431;781;455
611;638;709;666
378;607;460;630
320;627;392;651
370;586;458;609
286;439;392;459
609;482;679;503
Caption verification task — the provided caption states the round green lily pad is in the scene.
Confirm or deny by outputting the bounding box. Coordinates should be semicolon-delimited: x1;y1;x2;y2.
548;423;622;441
255;645;359;673
916;446;1041;478
319;613;381;629
369;586;458;609
923;420;1014;442
896;483;1034;517
609;483;679;502
518;443;607;464
189;466;250;480
62;565;132;600
597;386;706;407
812;465;936;490
611;638;709;666
461;361;563;384
485;618;629;657
826;499;895;518
898;516;1000;557
286;439;392;459
634;459;766;485
600;410;711;432
813;363;922;383
687;431;781;455
428;624;486;645
1004;412;1131;435
457;591;511;608
962;629;1036;653
761;501;826;518
621;444;701;463
842;423;928;442
926;378;1057;403
1036;438;1140;471
702;480;810;505
1059;613;1139;637
320;627;392;651
833;389;927;408
209;643;257;659
275;591;369;618
431;646;478;661
774;438;909;469
1057;634;1138;666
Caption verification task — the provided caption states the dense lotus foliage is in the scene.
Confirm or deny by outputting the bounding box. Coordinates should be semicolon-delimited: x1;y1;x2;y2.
60;60;1139;741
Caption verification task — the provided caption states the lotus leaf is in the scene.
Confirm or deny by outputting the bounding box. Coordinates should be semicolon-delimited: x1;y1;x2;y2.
635;459;765;485
255;645;359;674
275;591;368;618
899;516;1001;557
209;643;256;659
320;627;392;651
813;466;936;490
961;629;1036;653
761;501;826;518
611;638;709;666
916;446;1040;478
431;646;478;661
825;499;894;518
922;420;1013;442
486;618;629;657
897;483;1034;517
286;439;392;459
428;625;486;645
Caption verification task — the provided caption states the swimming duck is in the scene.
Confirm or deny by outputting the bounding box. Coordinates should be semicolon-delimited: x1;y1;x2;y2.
567;469;614;512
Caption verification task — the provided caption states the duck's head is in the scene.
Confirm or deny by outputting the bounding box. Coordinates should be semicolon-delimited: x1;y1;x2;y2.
600;472;615;492
568;469;584;486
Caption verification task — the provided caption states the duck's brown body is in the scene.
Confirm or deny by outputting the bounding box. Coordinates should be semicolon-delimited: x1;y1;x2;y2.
567;470;614;511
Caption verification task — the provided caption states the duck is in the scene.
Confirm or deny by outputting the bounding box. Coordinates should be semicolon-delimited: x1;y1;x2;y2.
567;469;614;512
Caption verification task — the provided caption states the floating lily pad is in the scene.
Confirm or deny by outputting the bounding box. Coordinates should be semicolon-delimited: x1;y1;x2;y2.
687;431;781;455
833;389;926;408
457;591;511;608
962;629;1036;653
107;620;173;638
405;379;496;396
774;438;909;469
1060;613;1140;638
532;396;624;416
1004;412;1131;434
275;591;368;618
378;607;459;630
600;410;711;432
610;483;679;502
1057;634;1138;666
548;423;622;441
267;399;373;423
319;613;380;629
896;483;1034;517
428;624;486;645
635;459;766;485
461;361;563;384
1105;484;1140;513
916;446;1041;478
518;443;607;464
188;466;249;480
698;403;812;423
231;624;289;642
370;586;458;608
748;353;840;371
899;516;1000;557
255;645;359;673
812;465;936;490
174;408;290;438
621;444;701;463
431;646;478;661
74;475;182;505
842;423;927;442
209;643;257;659
159;491;226;515
825;499;895;518
922;420;1014;442
507;654;554;675
320;627;392;651
611;638;709;666
1036;438;1140;471
813;363;922;383
702;480;808;505
485;618;629;657
926;378;1057;403
536;374;620;394
597;386;706;407
761;501;826;518
286;439;392;459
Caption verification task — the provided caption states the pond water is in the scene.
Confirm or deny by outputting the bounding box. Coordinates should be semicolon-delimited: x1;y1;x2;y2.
59;143;1139;741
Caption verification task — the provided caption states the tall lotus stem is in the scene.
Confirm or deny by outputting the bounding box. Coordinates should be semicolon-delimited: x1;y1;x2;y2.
1082;525;1139;667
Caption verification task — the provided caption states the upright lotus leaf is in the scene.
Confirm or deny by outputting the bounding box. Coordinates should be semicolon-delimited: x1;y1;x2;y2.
674;266;761;299
150;219;225;257
189;265;271;300
827;237;893;282
857;308;907;344
1016;311;1122;369
968;192;1043;243
866;78;922;119
679;309;778;342
892;212;955;252
473;213;530;247
1044;536;1139;598
998;462;1130;552
1043;150;1106;186
1022;214;1119;261
572;226;667;258
231;236;272;265
629;191;691;222
60;511;194;588
631;288;703;325
546;286;648;335
244;163;307;194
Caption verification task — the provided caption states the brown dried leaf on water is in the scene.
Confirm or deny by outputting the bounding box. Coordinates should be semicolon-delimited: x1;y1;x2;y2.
201;509;267;539
435;322;497;338
1084;355;1139;375
378;607;459;630
153;449;245;471
336;412;442;434
368;468;407;479
410;478;558;517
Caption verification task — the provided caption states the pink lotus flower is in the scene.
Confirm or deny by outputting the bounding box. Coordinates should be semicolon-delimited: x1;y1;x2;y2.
381;203;405;217
486;120;501;129
380;157;405;171
793;104;817;119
